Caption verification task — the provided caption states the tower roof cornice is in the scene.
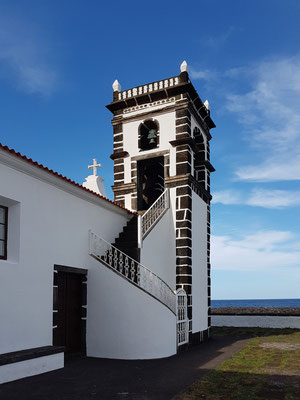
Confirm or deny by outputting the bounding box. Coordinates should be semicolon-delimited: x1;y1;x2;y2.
106;72;216;130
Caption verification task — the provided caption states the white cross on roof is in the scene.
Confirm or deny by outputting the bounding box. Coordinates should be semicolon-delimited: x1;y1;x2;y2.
88;158;102;176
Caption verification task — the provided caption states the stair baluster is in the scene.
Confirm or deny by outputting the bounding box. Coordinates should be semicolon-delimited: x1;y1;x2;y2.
89;230;176;314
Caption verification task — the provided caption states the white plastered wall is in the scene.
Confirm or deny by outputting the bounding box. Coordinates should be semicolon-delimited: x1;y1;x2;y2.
140;207;176;289
87;257;176;359
0;353;64;385
0;159;130;355
0;155;177;360
192;191;208;333
122;107;177;185
124;193;131;209
86;186;178;359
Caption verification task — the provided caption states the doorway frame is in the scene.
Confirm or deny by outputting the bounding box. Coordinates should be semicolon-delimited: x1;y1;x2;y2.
137;155;165;211
52;264;87;355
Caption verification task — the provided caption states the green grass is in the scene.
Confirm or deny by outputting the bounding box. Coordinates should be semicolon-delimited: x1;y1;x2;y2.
211;326;300;338
177;328;300;400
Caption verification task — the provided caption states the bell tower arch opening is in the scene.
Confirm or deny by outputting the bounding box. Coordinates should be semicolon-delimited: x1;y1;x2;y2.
138;119;159;151
137;156;164;211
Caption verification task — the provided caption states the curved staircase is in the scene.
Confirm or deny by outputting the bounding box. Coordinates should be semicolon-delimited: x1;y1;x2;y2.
89;188;175;313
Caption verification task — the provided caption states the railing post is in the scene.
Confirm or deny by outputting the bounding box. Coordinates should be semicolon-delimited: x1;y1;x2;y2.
137;215;143;249
166;188;170;208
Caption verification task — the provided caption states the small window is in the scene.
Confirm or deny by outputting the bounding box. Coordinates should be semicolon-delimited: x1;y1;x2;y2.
0;206;8;259
138;120;159;151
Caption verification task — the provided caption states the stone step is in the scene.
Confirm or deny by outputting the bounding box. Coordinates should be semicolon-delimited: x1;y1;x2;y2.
109;215;140;262
115;234;137;243
116;229;137;239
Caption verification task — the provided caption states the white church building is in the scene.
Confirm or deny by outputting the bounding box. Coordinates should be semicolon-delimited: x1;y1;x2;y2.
0;62;215;384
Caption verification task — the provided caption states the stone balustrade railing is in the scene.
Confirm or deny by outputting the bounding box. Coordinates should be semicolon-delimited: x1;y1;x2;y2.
118;77;179;100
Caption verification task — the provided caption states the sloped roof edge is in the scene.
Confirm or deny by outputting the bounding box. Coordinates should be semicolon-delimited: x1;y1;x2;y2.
0;143;136;216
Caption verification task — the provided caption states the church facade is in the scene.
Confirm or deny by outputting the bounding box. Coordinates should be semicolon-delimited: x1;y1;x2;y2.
0;62;215;384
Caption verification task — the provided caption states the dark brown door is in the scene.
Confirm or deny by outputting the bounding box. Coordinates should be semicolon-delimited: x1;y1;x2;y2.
54;272;83;354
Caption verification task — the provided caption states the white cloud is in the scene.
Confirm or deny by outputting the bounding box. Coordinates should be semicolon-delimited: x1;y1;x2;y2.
0;15;58;96
212;188;300;209
211;230;300;271
211;190;242;205
225;57;300;181
203;27;235;49
189;68;212;81
235;157;300;182
247;188;300;208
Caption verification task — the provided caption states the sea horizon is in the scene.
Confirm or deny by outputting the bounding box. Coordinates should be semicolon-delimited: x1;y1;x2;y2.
211;298;300;308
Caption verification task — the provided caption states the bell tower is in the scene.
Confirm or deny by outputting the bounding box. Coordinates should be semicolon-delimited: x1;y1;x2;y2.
106;61;215;344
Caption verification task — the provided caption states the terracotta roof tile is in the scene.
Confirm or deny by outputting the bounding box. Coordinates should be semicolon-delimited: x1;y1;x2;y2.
0;142;135;216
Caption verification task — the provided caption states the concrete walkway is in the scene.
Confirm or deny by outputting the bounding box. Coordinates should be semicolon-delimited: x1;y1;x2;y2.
0;336;250;400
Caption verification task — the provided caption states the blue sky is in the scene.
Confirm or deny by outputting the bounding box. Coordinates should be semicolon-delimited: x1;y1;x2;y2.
1;1;300;299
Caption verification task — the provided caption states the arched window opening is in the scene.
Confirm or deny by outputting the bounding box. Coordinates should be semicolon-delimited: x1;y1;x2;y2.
138;120;159;151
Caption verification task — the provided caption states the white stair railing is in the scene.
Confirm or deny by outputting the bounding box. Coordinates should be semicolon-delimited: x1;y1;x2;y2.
89;230;176;314
138;189;170;244
176;288;188;346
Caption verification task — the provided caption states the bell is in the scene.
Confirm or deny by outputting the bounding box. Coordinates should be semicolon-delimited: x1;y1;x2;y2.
147;129;157;144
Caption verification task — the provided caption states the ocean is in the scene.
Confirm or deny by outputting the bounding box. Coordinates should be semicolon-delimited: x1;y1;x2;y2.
211;299;300;308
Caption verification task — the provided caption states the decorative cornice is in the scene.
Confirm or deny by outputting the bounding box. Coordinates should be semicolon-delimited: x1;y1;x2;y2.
121;104;177;123
165;174;190;188
165;174;212;202
197;160;215;172
170;137;196;151
110;151;129;160
123;97;176;115
170;136;204;155
112;102;193;127
189;175;212;202
106;82;189;113
112;182;136;194
107;76;216;131
131;150;169;162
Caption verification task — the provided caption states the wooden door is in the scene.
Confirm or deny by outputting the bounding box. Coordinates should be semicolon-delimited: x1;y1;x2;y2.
54;271;83;354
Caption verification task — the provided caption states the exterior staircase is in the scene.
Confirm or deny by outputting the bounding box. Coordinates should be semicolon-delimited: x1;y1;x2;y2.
88;188;175;313
112;215;140;262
